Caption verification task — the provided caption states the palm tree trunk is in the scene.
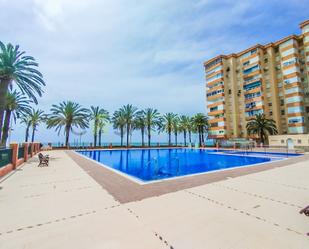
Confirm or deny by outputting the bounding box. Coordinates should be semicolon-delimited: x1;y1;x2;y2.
98;129;102;147
198;127;202;147
168;128;171;146
25;123;30;142
93;121;98;147
175;131;178;146
120;126;124;146
1;110;11;145
0;79;10;147
184;130;187;146
260;130;265;145
147;125;151;147
189;130;192;144
126;124;130;147
31;125;36;142
141;128;145;147
65;125;70;147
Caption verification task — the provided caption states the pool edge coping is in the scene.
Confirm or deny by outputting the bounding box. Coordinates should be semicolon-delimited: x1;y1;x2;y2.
66;150;309;204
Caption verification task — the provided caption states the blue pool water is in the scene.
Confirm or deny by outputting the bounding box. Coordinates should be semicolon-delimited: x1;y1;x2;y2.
77;148;298;182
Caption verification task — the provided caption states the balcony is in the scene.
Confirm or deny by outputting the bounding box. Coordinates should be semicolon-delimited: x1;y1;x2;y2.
206;69;224;80
244;95;262;103
243;80;262;91
243;76;262;87
206;77;224;88
208;117;225;124
208;128;227;139
207;92;225;101
207;84;224;96
244;86;262;95
208;109;225;116
287;112;305;118
245;105;263;112
243;69;261;79
245;109;264;119
207;101;225;109
288;122;305;127
209;125;226;131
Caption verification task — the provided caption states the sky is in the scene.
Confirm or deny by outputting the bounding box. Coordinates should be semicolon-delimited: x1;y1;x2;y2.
1;0;309;145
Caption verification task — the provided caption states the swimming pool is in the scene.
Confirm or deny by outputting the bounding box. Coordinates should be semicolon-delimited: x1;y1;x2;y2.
77;148;297;182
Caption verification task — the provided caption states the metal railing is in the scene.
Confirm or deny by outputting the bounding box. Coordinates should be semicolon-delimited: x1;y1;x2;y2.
0;148;12;168
47;142;186;149
28;145;32;155
18;147;25;159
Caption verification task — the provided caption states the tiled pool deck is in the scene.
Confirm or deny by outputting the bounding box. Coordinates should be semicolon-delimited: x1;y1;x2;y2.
0;150;309;248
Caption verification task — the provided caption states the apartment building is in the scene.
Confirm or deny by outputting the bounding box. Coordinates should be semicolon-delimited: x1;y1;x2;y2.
204;20;309;139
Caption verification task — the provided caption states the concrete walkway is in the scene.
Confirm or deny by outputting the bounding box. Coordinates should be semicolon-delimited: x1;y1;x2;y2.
0;150;309;248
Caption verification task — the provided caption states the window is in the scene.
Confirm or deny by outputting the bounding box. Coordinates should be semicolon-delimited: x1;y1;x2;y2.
282;58;297;67
244;92;261;99
298;139;301;144
285;86;302;95
287;106;304;113
243;81;261;91
243;61;250;67
286;96;303;104
251;48;257;54
280;99;284;106
207;89;224;97
205;58;222;70
245;109;263;117
205;65;223;76
243;65;259;75
269;111;273;116
206;72;224;83
268;103;272;107
281;140;284;144
281;110;285;115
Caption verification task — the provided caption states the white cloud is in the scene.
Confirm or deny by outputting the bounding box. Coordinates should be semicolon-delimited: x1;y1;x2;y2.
1;0;308;143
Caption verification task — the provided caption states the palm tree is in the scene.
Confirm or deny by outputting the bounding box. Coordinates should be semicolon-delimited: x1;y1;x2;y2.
29;109;45;142
246;114;278;144
192;113;209;147
119;104;138;147
134;110;146;146
172;116;180;146
112;110;126;146
98;109;109;147
179;115;191;146
161;113;178;146
0;42;45;146
144;108;160;147
188;117;194;145
89;106;109;147
47;101;89;147
20;111;32;142
89;106;100;147
1;90;32;145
